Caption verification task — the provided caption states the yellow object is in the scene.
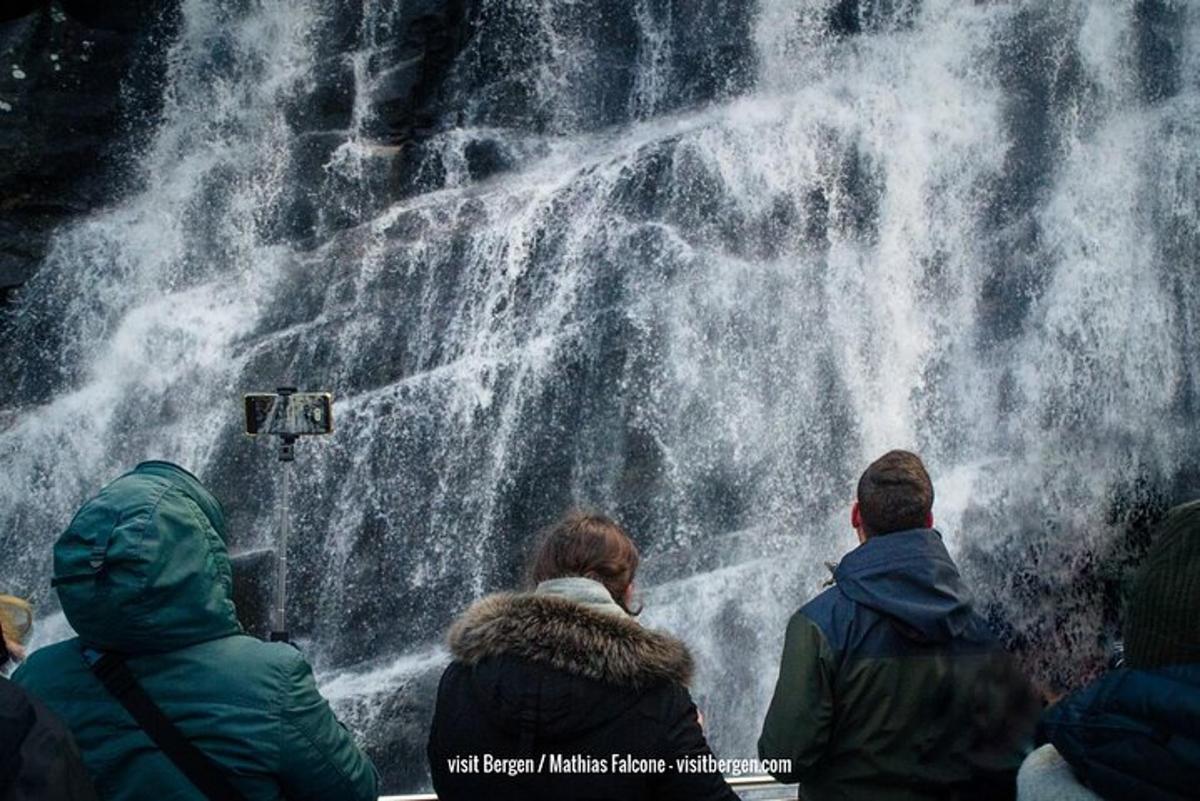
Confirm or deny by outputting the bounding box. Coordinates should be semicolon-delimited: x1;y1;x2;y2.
0;594;33;646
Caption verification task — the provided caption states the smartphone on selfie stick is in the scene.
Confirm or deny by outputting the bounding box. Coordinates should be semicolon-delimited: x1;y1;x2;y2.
244;388;333;643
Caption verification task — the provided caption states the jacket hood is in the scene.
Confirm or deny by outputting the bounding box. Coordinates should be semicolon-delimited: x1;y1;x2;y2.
449;592;693;688
447;592;693;742
53;461;242;653
834;528;974;643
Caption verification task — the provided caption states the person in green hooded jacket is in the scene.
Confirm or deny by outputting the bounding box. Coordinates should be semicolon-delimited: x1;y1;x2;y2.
13;461;378;801
759;450;1039;801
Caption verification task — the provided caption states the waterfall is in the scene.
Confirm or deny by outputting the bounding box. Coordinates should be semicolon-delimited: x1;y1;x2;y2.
2;0;1198;791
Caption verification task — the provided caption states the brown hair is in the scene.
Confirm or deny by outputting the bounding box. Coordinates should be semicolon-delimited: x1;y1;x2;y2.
530;511;641;615
856;450;934;536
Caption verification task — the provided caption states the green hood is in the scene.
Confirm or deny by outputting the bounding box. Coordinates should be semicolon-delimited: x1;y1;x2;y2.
53;461;242;653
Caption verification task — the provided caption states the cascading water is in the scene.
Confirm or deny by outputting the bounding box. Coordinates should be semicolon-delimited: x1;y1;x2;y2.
2;0;1198;792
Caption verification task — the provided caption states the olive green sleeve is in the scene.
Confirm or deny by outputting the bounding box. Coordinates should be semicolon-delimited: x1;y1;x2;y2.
757;610;836;783
277;653;379;801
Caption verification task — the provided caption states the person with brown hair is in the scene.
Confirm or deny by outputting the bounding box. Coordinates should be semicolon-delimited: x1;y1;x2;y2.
1;595;98;801
759;450;1039;801
426;511;738;801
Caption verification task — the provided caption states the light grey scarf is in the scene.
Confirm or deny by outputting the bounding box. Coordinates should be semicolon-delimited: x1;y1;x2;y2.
534;576;628;618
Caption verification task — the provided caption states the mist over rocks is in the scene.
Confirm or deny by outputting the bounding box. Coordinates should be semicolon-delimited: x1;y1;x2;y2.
1;1;1199;794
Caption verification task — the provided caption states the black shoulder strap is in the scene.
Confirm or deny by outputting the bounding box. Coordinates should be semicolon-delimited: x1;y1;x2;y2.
84;649;251;801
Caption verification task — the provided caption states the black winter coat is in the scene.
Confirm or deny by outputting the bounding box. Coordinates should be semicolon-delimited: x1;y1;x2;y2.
427;592;739;801
0;676;97;801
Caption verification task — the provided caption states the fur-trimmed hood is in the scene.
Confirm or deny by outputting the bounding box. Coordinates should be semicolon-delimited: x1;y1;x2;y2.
448;592;694;690
429;594;738;799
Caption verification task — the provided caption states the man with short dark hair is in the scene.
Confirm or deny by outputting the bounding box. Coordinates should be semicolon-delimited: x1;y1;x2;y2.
855;449;934;535
759;450;1038;801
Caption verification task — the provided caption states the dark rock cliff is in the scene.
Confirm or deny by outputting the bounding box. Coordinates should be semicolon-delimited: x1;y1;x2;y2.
0;0;479;302
0;2;174;301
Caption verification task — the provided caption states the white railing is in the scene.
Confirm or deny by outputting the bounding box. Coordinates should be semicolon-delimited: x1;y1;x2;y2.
378;774;793;800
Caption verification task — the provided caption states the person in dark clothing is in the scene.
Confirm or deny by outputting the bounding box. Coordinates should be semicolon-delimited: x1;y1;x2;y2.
1;596;98;801
427;511;739;801
759;450;1039;801
1020;499;1200;801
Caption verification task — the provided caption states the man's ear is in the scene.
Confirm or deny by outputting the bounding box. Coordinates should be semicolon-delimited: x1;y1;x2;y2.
851;501;862;530
924;510;934;529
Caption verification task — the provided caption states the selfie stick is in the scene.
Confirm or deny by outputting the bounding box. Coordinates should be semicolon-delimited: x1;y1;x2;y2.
272;387;297;643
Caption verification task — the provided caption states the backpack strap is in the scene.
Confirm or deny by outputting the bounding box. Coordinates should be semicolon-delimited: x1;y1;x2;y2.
82;648;251;801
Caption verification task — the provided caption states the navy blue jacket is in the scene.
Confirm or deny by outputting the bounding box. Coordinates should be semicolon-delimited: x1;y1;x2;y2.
1040;664;1200;801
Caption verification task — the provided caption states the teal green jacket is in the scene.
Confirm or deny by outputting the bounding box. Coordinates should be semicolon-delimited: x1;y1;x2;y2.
14;462;378;801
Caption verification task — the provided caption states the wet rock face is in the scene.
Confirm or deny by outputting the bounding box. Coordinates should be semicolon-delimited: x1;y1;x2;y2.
3;1;1200;793
0;0;761;300
327;659;445;793
1133;0;1184;103
358;0;471;144
0;2;174;301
